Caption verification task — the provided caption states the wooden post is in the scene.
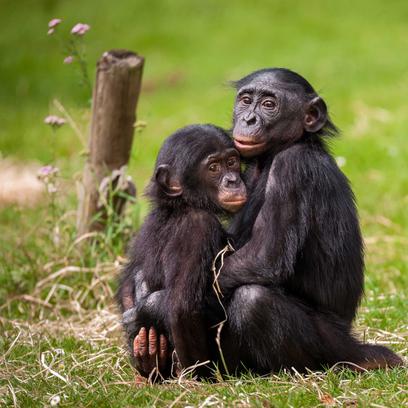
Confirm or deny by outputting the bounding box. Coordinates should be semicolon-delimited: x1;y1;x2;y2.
77;49;144;237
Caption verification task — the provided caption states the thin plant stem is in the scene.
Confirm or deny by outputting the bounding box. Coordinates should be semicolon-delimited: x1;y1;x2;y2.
70;39;92;94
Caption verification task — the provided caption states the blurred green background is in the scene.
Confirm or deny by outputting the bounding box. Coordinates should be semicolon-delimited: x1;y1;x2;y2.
1;0;408;181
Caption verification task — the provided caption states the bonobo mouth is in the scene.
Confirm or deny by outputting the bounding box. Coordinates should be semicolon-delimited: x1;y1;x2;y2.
219;194;247;213
233;135;267;157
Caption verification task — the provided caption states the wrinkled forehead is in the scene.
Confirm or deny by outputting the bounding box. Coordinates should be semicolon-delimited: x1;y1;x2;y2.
184;138;235;166
237;73;305;95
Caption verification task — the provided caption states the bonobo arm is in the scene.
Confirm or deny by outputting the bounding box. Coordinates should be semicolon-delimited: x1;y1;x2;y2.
165;212;225;377
219;146;312;293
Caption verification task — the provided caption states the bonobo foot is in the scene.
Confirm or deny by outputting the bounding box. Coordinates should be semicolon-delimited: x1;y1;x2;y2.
353;344;404;371
133;326;170;381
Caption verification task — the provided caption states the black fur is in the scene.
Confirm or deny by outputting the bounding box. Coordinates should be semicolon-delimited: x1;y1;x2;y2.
217;68;402;373
117;124;246;378
117;70;403;377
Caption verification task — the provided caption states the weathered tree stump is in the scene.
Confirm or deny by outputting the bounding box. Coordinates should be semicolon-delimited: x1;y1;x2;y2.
77;49;144;237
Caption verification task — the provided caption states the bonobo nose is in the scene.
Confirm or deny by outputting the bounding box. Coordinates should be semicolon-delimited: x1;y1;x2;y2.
223;173;239;187
243;113;257;126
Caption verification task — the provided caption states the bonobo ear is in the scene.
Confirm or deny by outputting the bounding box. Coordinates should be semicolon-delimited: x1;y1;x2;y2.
304;96;328;133
155;164;183;197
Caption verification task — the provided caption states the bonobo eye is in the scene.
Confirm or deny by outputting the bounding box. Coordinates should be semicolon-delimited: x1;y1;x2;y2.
262;99;277;109
208;163;221;173
227;156;239;168
240;95;252;105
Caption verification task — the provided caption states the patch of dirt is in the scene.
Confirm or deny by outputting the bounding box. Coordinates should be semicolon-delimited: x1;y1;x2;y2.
0;159;44;207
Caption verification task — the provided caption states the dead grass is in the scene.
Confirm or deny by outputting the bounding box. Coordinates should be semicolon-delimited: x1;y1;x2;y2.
1;306;407;407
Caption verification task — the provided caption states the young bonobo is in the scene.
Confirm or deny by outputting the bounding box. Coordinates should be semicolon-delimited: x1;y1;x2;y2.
117;124;247;379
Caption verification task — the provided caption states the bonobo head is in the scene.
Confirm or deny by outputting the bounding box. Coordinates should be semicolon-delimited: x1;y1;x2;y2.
232;68;337;157
147;124;247;213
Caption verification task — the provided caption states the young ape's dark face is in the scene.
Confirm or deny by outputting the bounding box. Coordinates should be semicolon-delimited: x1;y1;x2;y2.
198;145;247;213
232;69;330;157
152;124;247;213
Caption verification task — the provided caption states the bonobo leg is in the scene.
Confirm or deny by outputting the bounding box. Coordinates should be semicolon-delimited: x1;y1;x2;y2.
219;285;402;374
218;285;323;374
171;310;213;379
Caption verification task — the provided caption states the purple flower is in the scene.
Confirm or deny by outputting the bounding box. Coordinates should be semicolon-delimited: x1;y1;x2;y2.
48;18;62;28
47;28;55;35
38;165;57;176
71;23;90;36
63;56;74;64
44;115;66;128
37;165;59;185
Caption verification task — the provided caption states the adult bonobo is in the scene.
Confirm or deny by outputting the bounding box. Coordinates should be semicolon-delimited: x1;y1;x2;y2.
216;68;402;373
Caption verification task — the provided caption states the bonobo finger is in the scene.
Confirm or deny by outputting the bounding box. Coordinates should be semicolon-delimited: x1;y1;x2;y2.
137;327;152;374
148;327;159;371
148;327;158;356
138;327;148;357
133;335;140;357
158;334;168;371
133;335;146;376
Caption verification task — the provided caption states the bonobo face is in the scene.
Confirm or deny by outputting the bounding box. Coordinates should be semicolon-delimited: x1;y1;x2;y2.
153;125;247;213
232;71;327;157
199;147;247;213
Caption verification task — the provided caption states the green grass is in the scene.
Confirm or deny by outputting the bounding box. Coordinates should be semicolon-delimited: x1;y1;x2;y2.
0;0;407;406
1;318;406;408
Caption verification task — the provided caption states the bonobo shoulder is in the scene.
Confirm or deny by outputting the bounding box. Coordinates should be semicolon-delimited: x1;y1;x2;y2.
271;141;342;187
274;141;329;163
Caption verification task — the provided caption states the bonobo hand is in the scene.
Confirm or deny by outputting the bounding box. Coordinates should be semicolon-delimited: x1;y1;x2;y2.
216;256;236;296
133;326;169;380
